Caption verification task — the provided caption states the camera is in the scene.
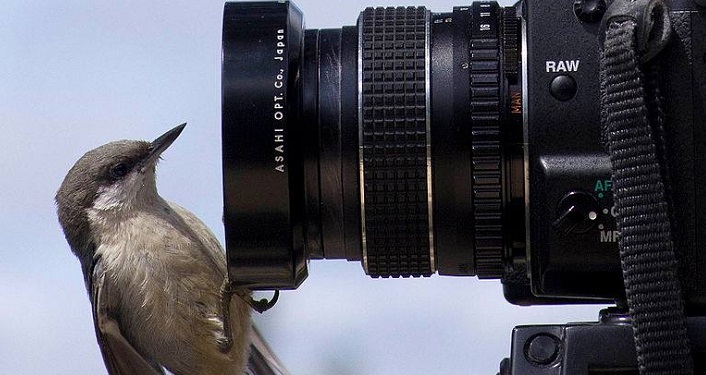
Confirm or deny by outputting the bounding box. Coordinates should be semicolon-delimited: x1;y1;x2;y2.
221;0;706;371
221;0;705;303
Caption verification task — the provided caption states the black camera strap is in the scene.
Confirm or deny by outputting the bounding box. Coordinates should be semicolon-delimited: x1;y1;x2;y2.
599;0;692;373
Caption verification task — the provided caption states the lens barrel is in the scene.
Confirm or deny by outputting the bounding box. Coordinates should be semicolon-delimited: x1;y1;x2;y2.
222;1;522;289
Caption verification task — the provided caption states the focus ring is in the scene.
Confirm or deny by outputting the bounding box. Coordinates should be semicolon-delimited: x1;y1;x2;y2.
359;6;432;278
469;2;504;278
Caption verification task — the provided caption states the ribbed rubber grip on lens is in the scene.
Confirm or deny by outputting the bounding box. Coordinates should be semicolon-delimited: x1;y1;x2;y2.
469;2;504;278
359;6;432;278
502;7;519;82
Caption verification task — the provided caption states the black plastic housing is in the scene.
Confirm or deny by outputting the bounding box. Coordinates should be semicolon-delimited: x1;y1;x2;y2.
501;310;706;374
518;0;706;308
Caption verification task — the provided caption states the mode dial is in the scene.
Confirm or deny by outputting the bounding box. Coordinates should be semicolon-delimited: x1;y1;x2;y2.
552;191;600;235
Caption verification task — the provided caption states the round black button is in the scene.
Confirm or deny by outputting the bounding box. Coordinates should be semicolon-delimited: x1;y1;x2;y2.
550;75;577;101
525;333;561;366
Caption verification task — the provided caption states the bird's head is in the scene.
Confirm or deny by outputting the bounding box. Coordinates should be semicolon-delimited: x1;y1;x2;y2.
55;124;186;260
56;124;185;215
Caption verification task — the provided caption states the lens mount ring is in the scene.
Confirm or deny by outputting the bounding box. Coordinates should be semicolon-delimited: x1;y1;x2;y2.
358;6;435;278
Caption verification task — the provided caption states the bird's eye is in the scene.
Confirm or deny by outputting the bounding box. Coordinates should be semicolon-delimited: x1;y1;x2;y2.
110;163;130;178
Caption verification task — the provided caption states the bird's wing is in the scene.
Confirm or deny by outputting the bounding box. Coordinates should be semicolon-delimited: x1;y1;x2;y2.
246;326;292;375
166;201;227;271
91;258;165;375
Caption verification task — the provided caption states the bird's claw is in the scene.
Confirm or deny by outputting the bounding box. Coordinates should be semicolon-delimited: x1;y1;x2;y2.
242;290;280;314
218;279;280;353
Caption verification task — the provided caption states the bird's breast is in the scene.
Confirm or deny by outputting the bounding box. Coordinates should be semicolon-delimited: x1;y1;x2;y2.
91;203;230;361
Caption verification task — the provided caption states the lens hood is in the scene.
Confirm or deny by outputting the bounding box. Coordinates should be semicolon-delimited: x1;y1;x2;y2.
222;1;308;289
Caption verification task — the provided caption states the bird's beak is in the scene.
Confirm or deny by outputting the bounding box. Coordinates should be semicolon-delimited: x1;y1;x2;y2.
142;123;186;170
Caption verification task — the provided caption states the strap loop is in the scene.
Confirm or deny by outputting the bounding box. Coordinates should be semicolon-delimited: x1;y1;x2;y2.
599;0;672;63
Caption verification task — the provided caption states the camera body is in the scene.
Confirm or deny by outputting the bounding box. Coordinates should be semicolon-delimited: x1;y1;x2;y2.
221;0;706;309
518;0;706;308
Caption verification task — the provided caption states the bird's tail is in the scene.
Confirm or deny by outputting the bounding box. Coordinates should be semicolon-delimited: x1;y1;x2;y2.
246;326;291;375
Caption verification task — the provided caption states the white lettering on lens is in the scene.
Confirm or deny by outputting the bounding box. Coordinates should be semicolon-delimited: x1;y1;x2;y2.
274;128;285;173
273;94;284;120
274;70;284;88
273;29;286;173
274;29;285;61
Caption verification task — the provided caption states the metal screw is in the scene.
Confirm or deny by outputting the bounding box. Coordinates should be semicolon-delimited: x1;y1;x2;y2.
573;0;607;23
525;333;561;366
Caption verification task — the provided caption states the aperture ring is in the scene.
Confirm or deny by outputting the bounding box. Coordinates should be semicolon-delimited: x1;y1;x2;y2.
469;2;504;278
359;6;434;278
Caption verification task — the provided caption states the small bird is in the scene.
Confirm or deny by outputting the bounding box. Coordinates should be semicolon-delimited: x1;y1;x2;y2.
56;124;265;375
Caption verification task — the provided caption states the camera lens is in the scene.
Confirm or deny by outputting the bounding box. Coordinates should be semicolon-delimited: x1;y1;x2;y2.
222;1;523;289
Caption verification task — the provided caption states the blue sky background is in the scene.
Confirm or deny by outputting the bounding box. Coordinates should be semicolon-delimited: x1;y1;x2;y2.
0;1;606;374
